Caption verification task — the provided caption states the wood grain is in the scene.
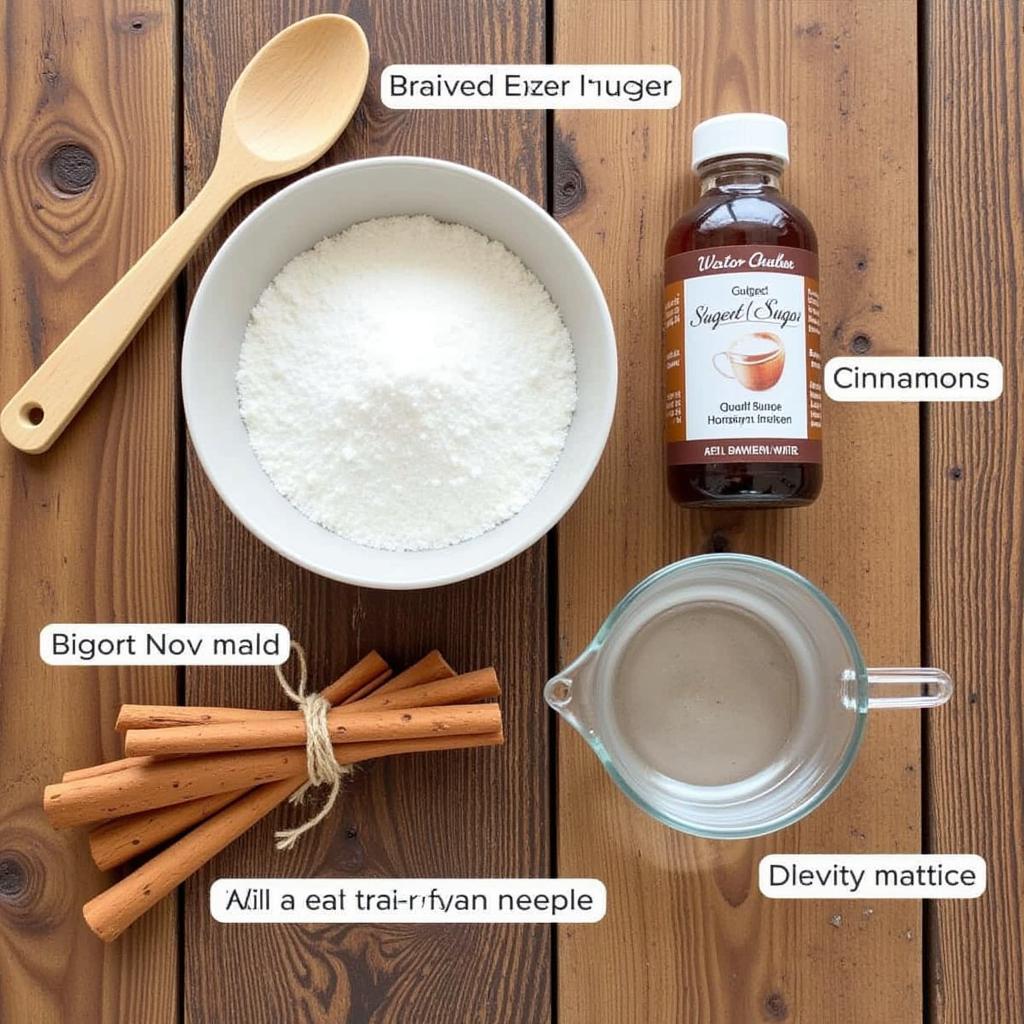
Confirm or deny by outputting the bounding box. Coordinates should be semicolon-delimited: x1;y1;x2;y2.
924;2;1024;1021
181;2;550;1021
2;2;1015;1020
0;1;178;1022
554;1;922;1021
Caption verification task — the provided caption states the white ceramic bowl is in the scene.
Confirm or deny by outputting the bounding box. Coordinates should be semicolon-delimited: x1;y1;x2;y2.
183;157;617;589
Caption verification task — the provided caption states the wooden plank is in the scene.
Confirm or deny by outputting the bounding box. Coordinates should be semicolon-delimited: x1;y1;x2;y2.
924;2;1024;1020
181;3;550;1021
0;1;178;1022
554;1;921;1021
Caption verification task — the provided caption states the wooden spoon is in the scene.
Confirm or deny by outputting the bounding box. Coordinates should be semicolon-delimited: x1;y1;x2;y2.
1;14;369;454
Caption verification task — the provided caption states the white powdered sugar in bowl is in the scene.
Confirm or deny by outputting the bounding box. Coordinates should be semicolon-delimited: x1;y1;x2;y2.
236;214;578;551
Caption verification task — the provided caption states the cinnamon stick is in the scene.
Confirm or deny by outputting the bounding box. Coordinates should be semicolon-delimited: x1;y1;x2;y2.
84;777;299;942
115;651;391;731
63;756;155;783
345;649;454;702
82;728;504;942
45;748;307;829
88;789;247;871
118;669;497;733
45;729;504;829
343;668;498;712
122;703;501;758
116;706;302;730
87;654;446;868
116;706;300;730
313;650;391;704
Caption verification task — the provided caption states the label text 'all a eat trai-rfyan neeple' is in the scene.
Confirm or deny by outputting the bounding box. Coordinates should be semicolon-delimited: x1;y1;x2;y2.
211;878;607;924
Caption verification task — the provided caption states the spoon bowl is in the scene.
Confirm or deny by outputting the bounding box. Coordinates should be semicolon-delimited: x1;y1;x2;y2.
224;14;369;172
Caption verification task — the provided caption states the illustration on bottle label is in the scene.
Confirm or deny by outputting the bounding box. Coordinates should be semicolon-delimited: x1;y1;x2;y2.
664;244;822;465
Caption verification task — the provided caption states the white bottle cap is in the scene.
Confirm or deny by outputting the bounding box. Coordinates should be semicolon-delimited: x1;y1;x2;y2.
691;113;790;171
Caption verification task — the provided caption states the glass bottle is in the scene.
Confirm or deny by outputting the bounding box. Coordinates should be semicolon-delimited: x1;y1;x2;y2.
664;113;822;508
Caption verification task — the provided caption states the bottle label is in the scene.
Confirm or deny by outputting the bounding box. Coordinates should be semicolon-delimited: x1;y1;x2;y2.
664;245;822;465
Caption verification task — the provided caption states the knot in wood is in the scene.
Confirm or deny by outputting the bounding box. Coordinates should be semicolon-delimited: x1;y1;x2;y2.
0;831;74;932
763;991;789;1020
0;854;27;901
709;529;730;553
116;11;158;34
44;143;98;196
337;822;366;872
553;131;587;218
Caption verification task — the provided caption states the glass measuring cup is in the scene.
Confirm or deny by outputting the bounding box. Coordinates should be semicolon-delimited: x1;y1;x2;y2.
545;554;952;839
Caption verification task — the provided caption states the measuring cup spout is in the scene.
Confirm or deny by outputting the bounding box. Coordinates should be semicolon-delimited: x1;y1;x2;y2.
544;647;599;736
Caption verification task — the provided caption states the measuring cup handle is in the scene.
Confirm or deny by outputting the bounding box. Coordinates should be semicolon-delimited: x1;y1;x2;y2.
865;667;953;709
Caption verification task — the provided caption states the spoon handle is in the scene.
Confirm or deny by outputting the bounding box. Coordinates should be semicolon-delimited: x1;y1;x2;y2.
1;166;239;454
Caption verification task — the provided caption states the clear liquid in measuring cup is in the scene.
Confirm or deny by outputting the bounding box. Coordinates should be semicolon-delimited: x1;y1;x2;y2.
610;602;799;786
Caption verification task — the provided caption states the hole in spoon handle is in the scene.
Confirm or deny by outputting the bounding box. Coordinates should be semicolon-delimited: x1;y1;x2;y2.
866;667;954;710
23;403;45;426
1;387;60;453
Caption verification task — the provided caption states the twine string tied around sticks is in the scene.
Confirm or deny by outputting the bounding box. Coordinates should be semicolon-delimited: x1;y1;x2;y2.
272;642;352;851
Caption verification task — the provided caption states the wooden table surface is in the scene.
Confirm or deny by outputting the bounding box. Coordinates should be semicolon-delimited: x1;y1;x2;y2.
0;1;1020;1022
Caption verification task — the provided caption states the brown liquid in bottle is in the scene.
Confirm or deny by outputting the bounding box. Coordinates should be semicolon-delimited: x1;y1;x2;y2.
665;151;822;508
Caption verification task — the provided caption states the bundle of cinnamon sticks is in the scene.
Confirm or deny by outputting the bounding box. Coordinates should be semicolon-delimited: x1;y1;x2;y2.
42;650;503;942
